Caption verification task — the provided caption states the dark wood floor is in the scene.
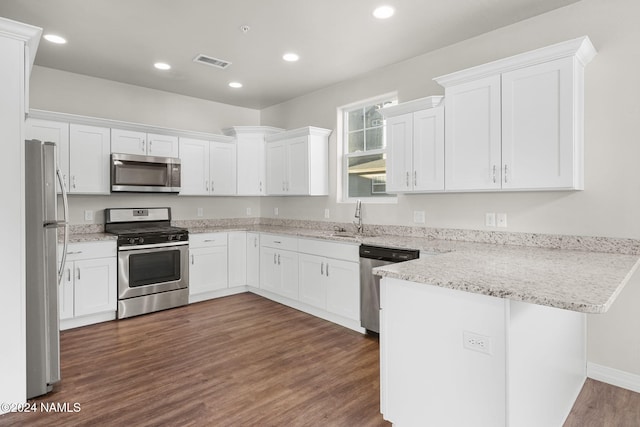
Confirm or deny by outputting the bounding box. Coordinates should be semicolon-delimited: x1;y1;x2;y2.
1;293;639;426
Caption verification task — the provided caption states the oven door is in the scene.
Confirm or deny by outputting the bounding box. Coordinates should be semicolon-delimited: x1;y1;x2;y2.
118;242;189;299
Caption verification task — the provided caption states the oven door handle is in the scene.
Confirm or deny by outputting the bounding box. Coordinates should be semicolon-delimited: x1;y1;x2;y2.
118;241;189;251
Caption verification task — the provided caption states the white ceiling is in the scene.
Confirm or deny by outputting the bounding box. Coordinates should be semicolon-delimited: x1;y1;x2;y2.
0;0;580;109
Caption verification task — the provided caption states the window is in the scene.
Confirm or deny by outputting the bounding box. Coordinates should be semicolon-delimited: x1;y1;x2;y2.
339;94;397;202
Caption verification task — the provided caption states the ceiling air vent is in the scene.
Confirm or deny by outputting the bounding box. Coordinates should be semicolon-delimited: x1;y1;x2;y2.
193;54;231;69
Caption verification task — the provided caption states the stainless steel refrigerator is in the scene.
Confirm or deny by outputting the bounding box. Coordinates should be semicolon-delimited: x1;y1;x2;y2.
25;139;69;399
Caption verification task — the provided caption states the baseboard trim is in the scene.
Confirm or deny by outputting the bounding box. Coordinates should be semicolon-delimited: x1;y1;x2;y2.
587;362;640;393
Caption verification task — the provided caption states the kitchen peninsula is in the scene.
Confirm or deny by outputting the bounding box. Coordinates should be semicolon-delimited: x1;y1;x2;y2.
374;242;640;426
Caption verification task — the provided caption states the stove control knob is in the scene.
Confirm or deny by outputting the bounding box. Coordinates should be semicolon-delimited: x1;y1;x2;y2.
168;235;174;241
128;238;135;245
139;237;145;244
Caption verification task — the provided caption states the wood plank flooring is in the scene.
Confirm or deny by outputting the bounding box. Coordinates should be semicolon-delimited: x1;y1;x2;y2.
1;292;639;426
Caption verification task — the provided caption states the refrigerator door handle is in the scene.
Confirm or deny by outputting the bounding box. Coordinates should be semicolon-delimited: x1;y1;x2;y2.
56;168;69;286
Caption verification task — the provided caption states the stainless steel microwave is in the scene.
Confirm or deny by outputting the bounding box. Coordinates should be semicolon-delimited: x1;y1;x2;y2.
111;153;181;193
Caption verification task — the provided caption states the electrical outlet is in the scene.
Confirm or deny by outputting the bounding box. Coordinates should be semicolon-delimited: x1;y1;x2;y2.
197;208;203;217
246;207;252;216
497;213;507;228
485;212;496;227
324;208;330;219
413;211;425;224
274;207;279;216
463;331;492;355
84;210;93;221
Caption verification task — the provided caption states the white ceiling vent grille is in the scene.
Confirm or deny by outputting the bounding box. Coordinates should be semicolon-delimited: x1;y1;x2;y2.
193;54;231;69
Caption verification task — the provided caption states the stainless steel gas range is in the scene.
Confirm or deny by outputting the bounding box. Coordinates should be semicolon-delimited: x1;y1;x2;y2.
105;207;189;319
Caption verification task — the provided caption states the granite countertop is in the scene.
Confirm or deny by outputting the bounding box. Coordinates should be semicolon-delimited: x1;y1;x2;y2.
66;223;640;314
373;243;640;314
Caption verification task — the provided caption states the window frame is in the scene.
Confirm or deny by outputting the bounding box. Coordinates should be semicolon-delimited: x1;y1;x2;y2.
337;92;398;204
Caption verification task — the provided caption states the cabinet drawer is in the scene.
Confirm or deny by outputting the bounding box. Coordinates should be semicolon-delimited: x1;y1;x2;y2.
298;238;359;263
190;232;228;248
62;241;117;261
260;233;298;251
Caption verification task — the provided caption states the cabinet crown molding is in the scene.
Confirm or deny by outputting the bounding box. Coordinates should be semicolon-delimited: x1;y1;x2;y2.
380;96;443;118
434;36;597;88
264;126;332;142
222;126;285;136
0;17;42;71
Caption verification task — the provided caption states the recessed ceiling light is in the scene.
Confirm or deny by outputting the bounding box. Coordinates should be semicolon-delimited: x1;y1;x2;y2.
373;5;395;19
154;62;171;71
229;82;243;88
283;53;299;62
43;34;67;44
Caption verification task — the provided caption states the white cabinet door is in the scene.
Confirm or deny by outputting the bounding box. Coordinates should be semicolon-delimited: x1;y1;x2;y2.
298;253;326;309
236;134;266;195
260;246;280;293
179;137;209;195
147;133;179;157
69;124;111;194
26;119;70;193
325;258;360;321
189;245;228;295
111;128;147;155
59;262;75;320
502;57;577;190
209;141;237;195
73;257;117;317
279;250;299;300
386;113;412;192
286;137;309;195
444;75;502;191
413;108;445;192
228;231;247;287
266;142;287;195
246;233;260;288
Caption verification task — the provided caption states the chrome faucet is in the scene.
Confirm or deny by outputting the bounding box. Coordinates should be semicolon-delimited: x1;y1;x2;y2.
353;199;363;234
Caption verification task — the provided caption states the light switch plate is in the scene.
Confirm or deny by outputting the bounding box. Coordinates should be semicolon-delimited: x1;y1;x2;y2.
274;207;279;216
246;207;252;216
485;212;496;227
197;207;203;217
84;210;93;221
324;208;330;219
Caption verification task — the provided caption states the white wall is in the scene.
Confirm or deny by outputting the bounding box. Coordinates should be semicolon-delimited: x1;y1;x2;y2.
260;0;640;377
30;66;263;223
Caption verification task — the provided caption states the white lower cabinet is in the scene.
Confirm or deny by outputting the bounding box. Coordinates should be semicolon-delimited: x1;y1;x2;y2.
246;232;260;288
260;246;299;300
228;231;247;288
59;241;117;330
298;238;360;322
189;233;228;301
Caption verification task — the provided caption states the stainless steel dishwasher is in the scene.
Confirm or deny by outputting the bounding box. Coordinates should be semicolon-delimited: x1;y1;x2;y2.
360;244;420;333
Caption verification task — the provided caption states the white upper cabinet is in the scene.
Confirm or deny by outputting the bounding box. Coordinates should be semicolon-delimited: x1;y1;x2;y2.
179;136;236;196
223;126;284;196
26;118;70;193
382;97;445;193
69;124;111;194
111;128;179;157
435;36;597;192
264;127;332;196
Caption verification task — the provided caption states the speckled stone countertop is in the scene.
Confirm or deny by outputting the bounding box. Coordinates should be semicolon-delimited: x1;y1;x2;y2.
65;219;640;313
373;243;640;314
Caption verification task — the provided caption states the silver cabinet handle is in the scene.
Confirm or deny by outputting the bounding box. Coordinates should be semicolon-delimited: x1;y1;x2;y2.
72;175;77;189
259;181;263;193
274;241;281;244
63;174;68;190
191;254;194;265
140;141;145;152
211;181;214;192
504;164;508;183
414;171;417;186
406;171;409;187
205;180;209;191
282;181;285;191
254;237;258;247
492;165;497;184
76;267;80;280
67;268;71;282
67;251;82;255
326;263;329;277
274;253;277;264
320;262;324;275
277;254;281;265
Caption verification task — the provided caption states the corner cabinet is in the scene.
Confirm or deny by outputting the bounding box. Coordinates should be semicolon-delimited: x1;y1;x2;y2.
223;126;284;196
381;97;445;193
179;136;237;195
434;36;597;192
264;126;332;196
